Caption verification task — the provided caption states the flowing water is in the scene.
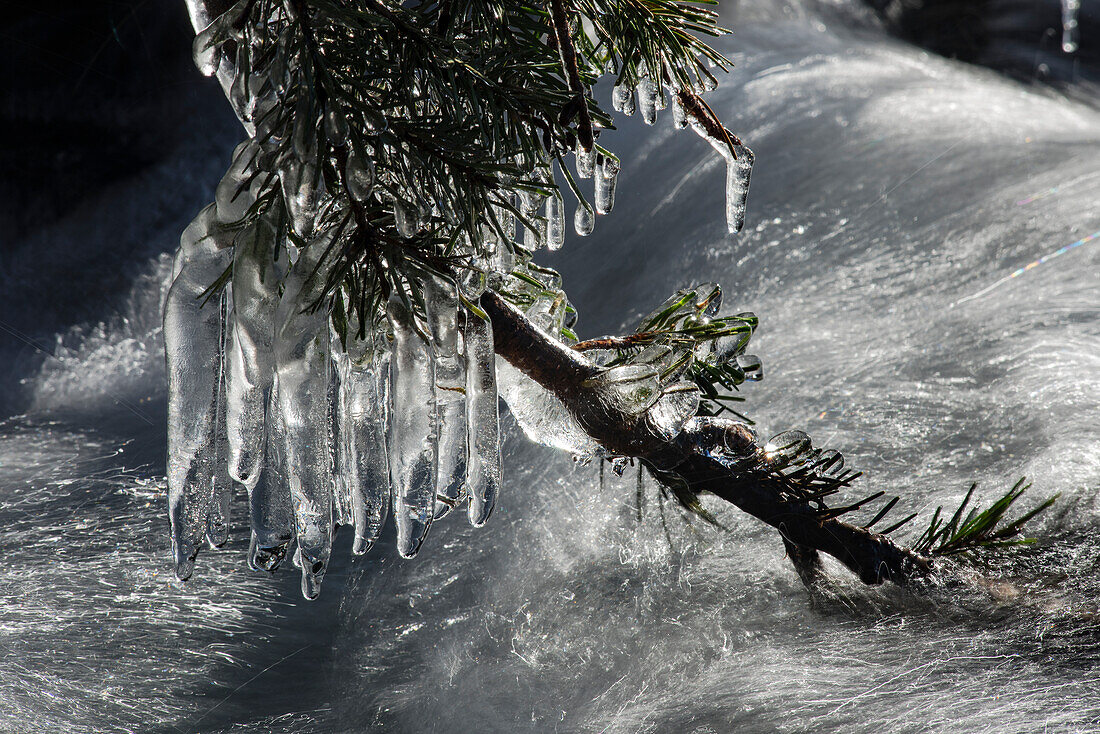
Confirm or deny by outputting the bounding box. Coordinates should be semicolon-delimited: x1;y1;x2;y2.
2;1;1099;731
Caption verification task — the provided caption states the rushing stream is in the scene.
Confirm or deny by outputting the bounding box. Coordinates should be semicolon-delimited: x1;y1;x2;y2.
2;1;1099;731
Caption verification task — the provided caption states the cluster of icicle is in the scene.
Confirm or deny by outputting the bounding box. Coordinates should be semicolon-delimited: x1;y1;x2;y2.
165;193;510;599
171;1;759;599
611;67;754;235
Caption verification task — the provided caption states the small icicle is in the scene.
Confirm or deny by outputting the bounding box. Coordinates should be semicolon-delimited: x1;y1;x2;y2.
423;276;468;519
165;204;234;580
612;84;631;112
736;354;763;381
387;296;439;558
280;155;323;239
574;204;594;236
672;96;688;129
1062;0;1081;53
621;87;636;116
394;199;419;237
229;42;252;121
546;192;565;250
575;143;595;179
637;76;658;125
344;346;392;555
723;144;754;234
345;146;375;202
464;307;501;526
226;215;280;489
324;107;349;146
248;376;296;572
207;290;233;549
215;141;260;224
595;156;619;215
274;235;337;600
192;23;223;77
332;349;355;528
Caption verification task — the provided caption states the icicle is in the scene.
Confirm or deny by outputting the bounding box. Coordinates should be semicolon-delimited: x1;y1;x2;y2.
723;144;754;234
215;141;259;224
737;354;763;381
672;96;688;129
394;199;419;237
207;290;233;548
280;155;322;239
336;336;392;555
637;76;658;125
689;117;755;234
325;108;349;146
226;215;280;489
423;276;467;519
332;347;353;528
1062;0;1081;53
491;239;515;276
621;87;636;116
546;192;565;250
165;204;234;580
575;143;595;179
574;204;594;237
345;146;375;202
248;375;296;572
387;296;439;558
612;84;630;112
463;307;501;526
192;25;223;77
595;156;619;215
229;42;252;121
274;235;337;599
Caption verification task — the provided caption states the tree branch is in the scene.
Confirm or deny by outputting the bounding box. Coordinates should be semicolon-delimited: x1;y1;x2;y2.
479;288;937;587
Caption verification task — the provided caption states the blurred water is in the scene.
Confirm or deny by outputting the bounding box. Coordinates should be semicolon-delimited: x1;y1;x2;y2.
2;1;1099;731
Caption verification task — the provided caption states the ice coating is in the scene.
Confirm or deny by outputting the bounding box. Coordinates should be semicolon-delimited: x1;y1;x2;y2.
595;156;619;215
423;276;468;517
496;360;600;459
463;307;502;526
387;296;439;558
164;204;234;580
274;237;337;599
585;364;661;416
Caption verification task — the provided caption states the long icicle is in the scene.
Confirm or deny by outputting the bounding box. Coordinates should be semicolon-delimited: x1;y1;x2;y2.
165;204;234;579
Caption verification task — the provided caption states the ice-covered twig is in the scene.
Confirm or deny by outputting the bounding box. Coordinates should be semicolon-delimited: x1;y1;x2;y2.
479;289;937;587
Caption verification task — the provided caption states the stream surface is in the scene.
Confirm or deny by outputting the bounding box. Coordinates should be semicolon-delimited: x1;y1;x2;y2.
1;1;1099;731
